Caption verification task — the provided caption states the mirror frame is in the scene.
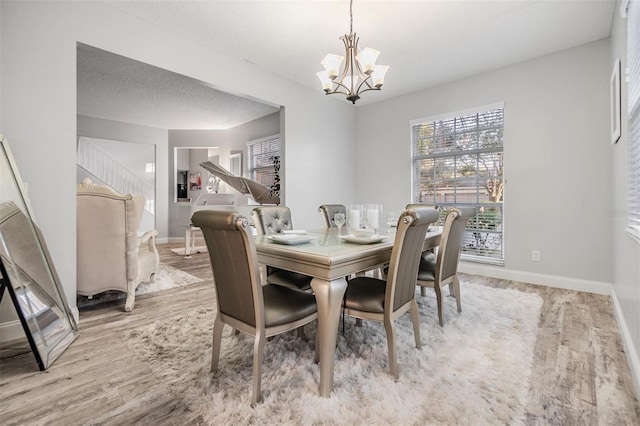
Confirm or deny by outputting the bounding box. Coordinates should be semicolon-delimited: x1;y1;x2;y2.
0;134;78;370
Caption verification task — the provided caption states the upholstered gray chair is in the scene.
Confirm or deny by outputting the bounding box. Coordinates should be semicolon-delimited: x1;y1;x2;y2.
343;206;440;380
252;206;313;292
416;207;476;326
76;178;159;312
252;205;294;235
405;203;440;255
318;204;346;228
191;210;318;406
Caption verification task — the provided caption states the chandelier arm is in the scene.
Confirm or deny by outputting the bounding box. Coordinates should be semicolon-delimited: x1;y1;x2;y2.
352;53;372;95
331;35;353;87
325;89;351;97
330;79;352;94
354;85;381;95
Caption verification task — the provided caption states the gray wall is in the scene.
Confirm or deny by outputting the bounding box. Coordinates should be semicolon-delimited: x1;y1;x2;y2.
0;1;357;312
609;0;640;395
356;39;612;285
77;115;170;240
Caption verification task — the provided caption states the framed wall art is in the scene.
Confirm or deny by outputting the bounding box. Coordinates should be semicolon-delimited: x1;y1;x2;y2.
611;59;621;144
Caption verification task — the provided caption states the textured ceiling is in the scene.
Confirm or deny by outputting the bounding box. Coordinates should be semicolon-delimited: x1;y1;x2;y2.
80;0;616;129
77;44;279;130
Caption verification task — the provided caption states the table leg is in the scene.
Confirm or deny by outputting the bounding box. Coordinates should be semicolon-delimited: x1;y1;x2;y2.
184;228;193;258
310;276;347;397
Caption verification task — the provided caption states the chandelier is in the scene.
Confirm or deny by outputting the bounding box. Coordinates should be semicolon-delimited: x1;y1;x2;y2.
316;0;389;104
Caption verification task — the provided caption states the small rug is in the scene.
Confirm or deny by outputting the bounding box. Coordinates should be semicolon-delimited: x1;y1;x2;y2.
170;246;208;256
77;263;202;308
124;280;543;424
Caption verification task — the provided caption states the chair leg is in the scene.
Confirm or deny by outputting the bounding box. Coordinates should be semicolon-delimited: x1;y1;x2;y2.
124;280;136;312
434;284;444;327
420;286;427;297
410;299;421;348
211;316;225;372
453;275;462;313
252;331;266;406
356;318;363;327
383;318;399;380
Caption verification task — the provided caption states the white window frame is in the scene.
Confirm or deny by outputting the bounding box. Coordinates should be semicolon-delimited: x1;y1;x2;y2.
624;0;640;242
410;102;505;265
247;134;281;195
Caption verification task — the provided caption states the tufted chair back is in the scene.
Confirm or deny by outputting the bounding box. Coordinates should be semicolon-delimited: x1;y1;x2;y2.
318;204;347;228
252;206;294;235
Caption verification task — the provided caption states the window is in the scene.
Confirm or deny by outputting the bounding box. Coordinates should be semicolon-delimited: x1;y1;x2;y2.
411;103;505;265
247;135;281;197
626;0;640;241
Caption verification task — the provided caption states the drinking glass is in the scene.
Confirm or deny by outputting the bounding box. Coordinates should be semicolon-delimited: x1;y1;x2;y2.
363;204;382;233
334;212;346;237
386;211;396;233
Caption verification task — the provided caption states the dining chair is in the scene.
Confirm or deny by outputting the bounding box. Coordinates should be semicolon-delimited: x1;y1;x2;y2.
251;206;314;292
416;207;476;326
318;204;347;228
342;206;440;380
191;210;318;406
405;203;440;257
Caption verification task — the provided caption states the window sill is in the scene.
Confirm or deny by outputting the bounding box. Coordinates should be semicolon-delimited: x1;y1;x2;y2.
626;225;640;244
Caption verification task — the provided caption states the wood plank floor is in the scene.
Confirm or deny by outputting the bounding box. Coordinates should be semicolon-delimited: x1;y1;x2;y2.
1;243;638;425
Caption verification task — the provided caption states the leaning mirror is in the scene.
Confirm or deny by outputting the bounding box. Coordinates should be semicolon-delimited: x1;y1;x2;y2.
0;134;78;370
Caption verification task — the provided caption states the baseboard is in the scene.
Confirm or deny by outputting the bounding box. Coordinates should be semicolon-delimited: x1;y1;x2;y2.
0;319;25;342
458;262;612;295
610;286;640;399
156;237;171;244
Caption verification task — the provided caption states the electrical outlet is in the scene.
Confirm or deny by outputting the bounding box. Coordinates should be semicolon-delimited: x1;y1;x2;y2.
531;250;541;262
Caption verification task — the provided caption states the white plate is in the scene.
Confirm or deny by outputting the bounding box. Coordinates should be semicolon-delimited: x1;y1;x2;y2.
283;229;307;235
267;234;314;245
339;234;387;244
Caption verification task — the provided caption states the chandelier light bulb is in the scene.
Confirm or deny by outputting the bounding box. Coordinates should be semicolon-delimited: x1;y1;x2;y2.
321;54;344;79
371;65;389;88
355;47;380;74
316;71;333;91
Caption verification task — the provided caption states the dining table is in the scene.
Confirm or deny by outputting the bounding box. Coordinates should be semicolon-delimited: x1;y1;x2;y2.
253;226;442;397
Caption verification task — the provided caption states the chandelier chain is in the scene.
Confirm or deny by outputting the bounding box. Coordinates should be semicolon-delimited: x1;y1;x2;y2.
350;0;353;35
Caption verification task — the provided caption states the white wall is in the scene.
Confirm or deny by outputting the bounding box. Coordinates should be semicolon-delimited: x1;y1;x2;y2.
0;1;357;311
356;39;612;286
77;115;169;239
609;0;640;396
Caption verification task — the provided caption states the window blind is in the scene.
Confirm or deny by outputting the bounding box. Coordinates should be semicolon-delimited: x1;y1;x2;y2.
411;104;505;264
248;135;281;192
627;0;640;238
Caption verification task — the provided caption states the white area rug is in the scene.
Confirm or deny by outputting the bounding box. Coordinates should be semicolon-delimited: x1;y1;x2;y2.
124;280;543;424
170;246;208;256
77;263;202;308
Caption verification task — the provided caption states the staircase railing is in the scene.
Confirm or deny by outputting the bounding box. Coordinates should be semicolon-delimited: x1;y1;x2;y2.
77;137;155;214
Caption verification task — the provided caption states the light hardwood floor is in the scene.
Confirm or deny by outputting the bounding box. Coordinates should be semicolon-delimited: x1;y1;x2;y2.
0;243;638;425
